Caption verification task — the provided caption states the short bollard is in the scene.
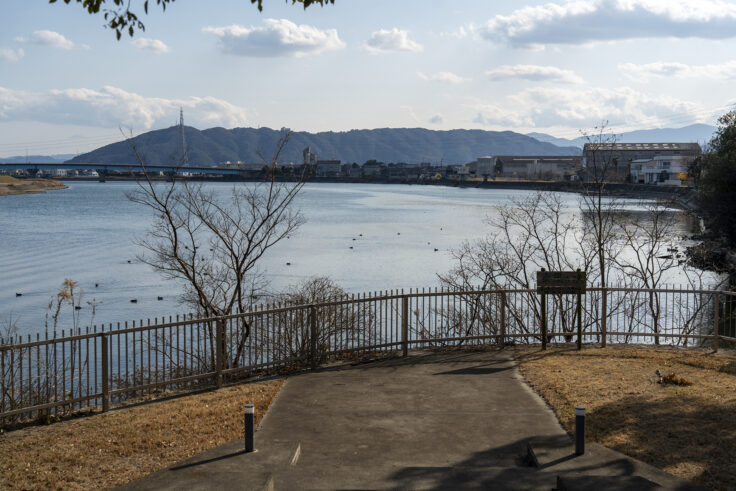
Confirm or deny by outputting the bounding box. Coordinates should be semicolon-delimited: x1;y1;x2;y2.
244;404;255;453
575;406;585;455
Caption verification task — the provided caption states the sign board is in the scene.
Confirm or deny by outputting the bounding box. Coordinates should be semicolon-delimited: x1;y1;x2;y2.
537;270;586;295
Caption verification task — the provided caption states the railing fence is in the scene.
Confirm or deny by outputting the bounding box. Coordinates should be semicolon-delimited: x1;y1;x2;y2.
2;285;735;426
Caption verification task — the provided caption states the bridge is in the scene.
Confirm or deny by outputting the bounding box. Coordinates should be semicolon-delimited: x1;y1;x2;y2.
0;162;248;177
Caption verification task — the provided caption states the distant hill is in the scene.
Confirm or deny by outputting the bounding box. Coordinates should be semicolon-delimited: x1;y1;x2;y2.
0;153;77;163
527;124;716;149
68;126;581;166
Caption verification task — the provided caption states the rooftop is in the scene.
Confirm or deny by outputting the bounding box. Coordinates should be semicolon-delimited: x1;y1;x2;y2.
583;142;701;151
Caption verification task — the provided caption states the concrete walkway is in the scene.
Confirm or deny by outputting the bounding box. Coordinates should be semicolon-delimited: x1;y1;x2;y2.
120;349;699;490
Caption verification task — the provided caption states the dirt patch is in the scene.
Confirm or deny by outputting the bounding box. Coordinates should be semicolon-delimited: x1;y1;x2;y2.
515;345;736;490
0;177;67;196
0;378;284;490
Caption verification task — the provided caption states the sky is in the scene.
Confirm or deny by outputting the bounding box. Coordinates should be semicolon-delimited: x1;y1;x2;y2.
1;0;736;157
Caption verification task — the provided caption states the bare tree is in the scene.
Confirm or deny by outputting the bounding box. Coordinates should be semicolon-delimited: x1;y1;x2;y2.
127;131;307;370
579;123;626;288
615;200;698;343
442;191;594;290
615;201;679;289
269;276;374;365
439;191;597;342
678;262;725;347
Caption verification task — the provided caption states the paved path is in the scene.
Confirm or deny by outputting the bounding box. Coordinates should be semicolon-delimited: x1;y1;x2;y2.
121;349;698;490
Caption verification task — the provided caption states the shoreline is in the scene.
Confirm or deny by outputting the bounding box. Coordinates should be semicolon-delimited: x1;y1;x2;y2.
0;177;68;196
60;175;696;209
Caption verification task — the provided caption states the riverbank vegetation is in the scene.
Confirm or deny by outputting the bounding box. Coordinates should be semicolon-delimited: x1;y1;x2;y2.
0;378;283;490
689;110;736;278
0;176;66;196
516;345;736;490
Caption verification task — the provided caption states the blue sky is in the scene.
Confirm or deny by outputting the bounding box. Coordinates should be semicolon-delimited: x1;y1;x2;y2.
1;0;736;156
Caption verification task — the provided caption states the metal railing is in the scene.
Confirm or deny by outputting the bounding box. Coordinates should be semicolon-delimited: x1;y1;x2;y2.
2;285;735;425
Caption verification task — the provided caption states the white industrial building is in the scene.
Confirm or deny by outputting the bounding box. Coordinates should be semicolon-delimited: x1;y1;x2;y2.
630;155;690;185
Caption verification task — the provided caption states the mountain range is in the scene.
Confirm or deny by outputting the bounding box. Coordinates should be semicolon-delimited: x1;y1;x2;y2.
67;126;582;166
4;124;715;166
0;154;77;164
527;123;715;149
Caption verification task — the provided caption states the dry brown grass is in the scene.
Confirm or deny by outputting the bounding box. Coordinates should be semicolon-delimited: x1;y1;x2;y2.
0;378;284;490
0;177;67;196
515;345;736;490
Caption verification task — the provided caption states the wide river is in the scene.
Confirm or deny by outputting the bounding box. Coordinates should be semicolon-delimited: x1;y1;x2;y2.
0;181;693;336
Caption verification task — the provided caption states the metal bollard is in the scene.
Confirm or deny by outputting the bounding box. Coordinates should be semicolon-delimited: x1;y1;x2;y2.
575;406;585;455
244;404;255;453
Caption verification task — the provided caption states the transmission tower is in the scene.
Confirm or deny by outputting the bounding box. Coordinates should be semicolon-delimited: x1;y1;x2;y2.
179;107;189;167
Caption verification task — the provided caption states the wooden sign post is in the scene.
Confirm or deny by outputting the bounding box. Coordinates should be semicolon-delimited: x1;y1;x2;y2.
536;269;587;350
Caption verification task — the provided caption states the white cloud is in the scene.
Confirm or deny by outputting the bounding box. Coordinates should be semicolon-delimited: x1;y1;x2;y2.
620;60;736;81
472;103;534;127
485;65;583;84
0;48;24;62
203;19;344;57
478;0;736;48
440;26;470;39
130;38;170;54
0;86;247;129
364;28;423;54
15;30;76;50
417;71;470;84
429;114;444;124
470;86;706;130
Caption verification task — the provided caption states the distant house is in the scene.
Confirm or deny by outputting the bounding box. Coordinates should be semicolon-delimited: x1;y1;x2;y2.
42;168;72;178
388;163;419;181
362;161;386;177
347;163;362;179
316;159;341;177
492;156;582;181
582;142;700;182
455;164;472;177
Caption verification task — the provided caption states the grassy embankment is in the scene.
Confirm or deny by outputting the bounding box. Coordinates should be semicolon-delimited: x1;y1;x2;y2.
0;176;67;196
0;379;284;490
516;345;736;490
3;345;734;489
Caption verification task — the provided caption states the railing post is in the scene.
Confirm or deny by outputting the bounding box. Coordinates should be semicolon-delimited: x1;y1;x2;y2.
101;333;110;412
713;293;719;353
500;291;507;348
402;295;409;357
541;293;547;350
310;305;318;370
216;319;224;388
577;291;583;351
600;288;607;348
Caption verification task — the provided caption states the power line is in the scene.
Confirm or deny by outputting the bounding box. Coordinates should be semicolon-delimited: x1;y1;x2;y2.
549;102;734;140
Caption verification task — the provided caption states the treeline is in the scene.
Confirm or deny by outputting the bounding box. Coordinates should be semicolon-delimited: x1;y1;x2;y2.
690;110;736;274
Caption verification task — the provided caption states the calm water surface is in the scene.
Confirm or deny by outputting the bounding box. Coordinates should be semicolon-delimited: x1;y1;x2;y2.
0;182;686;335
